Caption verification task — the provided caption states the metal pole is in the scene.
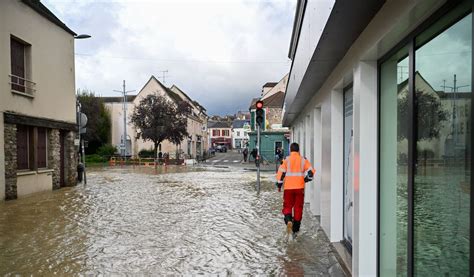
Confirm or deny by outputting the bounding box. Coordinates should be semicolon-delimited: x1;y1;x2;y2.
123;80;127;158
77;101;87;184
82;137;87;184
257;124;261;193
114;81;135;159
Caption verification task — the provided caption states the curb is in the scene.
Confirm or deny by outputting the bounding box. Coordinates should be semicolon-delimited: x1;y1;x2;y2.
243;168;276;172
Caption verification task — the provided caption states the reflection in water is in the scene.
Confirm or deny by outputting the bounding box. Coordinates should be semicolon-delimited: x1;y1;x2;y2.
0;166;346;275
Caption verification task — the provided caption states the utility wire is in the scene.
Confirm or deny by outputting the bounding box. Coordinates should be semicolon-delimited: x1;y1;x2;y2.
75;53;291;64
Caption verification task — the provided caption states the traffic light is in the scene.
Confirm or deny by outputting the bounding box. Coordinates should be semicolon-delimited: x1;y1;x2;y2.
255;100;264;127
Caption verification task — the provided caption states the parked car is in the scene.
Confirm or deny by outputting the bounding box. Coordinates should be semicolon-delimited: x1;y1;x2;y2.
216;144;227;153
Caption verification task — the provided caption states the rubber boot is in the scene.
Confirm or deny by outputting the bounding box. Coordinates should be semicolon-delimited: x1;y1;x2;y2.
284;214;292;225
284;214;293;235
292;220;301;233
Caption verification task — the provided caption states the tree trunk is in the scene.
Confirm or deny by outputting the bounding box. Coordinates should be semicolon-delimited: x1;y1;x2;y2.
176;144;179;165
154;142;159;169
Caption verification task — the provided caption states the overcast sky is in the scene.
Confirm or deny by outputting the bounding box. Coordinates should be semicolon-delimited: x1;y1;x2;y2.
43;0;296;115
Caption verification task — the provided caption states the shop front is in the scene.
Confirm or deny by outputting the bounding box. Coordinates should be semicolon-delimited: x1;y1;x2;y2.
379;1;472;275
284;0;473;275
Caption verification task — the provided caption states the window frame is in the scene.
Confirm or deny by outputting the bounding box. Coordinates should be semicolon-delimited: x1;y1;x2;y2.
376;1;474;275
10;35;33;96
10;37;26;93
15;125;49;172
37;128;48;169
342;83;354;254
16;125;30;171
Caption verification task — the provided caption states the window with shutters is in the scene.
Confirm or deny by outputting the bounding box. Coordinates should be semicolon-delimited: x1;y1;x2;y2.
10;36;34;95
213;130;220;136
17;125;29;170
37;128;47;168
16;125;49;171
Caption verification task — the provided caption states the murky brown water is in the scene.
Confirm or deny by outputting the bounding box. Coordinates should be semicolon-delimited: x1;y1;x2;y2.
0;166;346;275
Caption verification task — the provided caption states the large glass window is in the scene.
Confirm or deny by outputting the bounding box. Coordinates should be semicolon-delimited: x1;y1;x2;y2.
380;1;472;276
380;46;409;277
414;10;471;276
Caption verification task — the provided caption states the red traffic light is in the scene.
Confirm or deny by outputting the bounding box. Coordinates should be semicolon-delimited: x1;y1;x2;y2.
256;100;264;109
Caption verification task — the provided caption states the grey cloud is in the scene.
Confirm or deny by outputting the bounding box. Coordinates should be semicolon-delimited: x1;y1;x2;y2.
44;0;295;115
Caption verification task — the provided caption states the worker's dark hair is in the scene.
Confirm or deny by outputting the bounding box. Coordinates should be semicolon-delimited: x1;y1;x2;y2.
290;143;299;152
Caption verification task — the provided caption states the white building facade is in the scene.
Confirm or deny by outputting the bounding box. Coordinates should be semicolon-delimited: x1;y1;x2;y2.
0;0;78;200
231;120;250;149
284;0;473;276
104;76;208;159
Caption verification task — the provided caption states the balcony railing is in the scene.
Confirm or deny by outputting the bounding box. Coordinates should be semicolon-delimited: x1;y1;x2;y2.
9;74;36;96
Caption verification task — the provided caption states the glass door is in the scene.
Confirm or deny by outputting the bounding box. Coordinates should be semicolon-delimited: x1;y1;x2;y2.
343;86;354;249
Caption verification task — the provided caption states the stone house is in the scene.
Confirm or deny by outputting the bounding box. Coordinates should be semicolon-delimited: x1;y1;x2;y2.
250;74;289;131
103;76;208;159
0;0;78;200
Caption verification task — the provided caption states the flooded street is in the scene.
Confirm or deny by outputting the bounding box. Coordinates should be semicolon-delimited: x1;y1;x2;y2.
0;166;346;275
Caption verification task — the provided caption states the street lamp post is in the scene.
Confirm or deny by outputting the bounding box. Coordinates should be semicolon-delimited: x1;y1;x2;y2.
74;34;91;39
75;34;91;184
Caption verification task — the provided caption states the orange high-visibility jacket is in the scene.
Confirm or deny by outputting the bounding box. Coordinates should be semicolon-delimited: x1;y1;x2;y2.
276;152;315;190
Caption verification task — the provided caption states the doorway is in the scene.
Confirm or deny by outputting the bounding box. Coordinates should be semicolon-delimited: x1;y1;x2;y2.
343;86;354;251
275;141;283;160
59;131;65;187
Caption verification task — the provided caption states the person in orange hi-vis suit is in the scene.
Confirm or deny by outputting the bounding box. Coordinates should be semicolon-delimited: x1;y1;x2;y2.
276;142;315;238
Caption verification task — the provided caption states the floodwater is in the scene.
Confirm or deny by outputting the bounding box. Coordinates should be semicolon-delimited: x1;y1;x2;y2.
0;166;346;275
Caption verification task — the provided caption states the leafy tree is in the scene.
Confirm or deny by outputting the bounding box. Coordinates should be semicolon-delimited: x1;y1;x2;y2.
96;144;117;157
130;94;191;157
77;89;112;154
397;89;450;141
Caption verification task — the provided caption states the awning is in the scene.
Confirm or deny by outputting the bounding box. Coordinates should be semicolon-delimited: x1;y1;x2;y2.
283;0;385;126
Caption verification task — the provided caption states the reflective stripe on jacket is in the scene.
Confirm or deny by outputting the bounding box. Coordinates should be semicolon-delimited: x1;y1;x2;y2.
276;152;316;190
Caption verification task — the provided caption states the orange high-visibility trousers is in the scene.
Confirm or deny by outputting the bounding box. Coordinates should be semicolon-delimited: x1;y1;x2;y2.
282;188;305;221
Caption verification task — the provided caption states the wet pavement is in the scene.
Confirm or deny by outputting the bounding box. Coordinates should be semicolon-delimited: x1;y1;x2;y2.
0;166;347;275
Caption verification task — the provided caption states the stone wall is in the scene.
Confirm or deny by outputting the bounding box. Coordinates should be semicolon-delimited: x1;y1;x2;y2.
48;129;60;189
3;125;77;200
266;107;283;129
4;123;17;200
64;131;77;186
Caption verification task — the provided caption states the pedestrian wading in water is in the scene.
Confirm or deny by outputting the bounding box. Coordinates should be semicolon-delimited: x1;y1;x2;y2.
275;142;315;238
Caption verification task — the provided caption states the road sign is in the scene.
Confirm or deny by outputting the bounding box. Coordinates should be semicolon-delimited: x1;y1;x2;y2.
77;112;88;127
